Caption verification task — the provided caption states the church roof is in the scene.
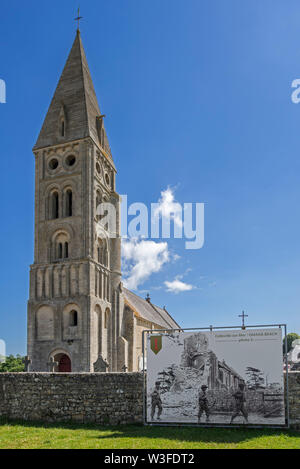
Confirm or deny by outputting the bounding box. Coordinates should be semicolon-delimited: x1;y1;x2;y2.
123;288;180;330
34;31;112;159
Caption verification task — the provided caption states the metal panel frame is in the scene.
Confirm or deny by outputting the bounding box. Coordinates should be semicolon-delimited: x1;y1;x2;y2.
142;324;289;429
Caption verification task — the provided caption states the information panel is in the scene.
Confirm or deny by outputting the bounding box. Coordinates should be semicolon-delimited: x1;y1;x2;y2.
146;328;286;426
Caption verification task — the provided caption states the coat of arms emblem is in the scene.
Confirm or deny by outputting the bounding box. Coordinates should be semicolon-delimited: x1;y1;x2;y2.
150;335;162;355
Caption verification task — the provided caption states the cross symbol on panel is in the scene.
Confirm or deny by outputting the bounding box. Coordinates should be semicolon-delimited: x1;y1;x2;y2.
239;311;248;330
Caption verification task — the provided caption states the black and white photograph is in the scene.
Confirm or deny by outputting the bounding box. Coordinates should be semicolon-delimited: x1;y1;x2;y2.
146;328;285;426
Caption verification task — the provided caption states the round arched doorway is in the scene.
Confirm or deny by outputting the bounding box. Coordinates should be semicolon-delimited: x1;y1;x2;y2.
53;353;72;373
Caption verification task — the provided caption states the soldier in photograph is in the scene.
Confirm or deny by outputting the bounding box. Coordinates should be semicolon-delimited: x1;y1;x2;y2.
198;385;210;423
151;381;163;421
230;383;248;424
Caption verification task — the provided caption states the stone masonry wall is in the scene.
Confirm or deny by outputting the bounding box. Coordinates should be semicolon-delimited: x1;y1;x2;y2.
1;372;300;428
287;372;300;429
0;373;144;425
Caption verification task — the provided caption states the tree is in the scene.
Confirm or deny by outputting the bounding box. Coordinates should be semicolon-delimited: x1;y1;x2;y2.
245;366;265;389
282;333;300;355
0;355;25;373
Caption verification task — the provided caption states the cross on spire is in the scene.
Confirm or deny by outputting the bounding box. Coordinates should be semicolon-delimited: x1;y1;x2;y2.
74;7;83;32
239;311;248;330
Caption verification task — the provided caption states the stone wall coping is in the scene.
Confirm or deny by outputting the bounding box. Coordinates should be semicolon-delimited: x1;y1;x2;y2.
0;372;143;376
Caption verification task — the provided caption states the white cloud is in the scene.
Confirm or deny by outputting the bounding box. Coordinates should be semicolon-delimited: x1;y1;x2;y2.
122;238;170;290
164;278;195;294
172;253;181;261
154;187;183;228
122;186;184;290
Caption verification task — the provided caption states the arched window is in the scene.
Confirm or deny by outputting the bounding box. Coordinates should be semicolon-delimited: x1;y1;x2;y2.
97;239;103;264
96;190;102;221
97;239;108;266
51;192;59;219
54;232;70;261
61;120;65;137
104;310;110;329
70;310;78;327
65;189;73;217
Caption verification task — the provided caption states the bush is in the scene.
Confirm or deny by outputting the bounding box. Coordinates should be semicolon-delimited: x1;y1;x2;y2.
283;333;300;355
0;355;25;373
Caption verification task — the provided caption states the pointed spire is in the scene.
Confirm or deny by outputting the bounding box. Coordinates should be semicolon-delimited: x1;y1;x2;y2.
34;31;112;159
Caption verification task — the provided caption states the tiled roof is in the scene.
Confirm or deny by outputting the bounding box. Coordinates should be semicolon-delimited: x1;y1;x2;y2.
123;288;180;330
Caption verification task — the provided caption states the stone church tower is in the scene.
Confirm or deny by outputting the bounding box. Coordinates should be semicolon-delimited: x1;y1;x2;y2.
28;30;179;373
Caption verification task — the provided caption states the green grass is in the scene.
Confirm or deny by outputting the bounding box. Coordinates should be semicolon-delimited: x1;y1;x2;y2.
0;419;299;449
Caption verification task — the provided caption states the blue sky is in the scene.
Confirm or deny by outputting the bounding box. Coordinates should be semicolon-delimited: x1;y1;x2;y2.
1;0;300;355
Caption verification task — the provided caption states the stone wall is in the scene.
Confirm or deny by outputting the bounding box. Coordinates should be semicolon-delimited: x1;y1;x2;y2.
1;372;300;428
287;372;300;429
0;372;144;425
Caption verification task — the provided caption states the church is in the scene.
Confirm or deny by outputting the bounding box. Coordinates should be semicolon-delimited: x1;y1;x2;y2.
27;29;180;373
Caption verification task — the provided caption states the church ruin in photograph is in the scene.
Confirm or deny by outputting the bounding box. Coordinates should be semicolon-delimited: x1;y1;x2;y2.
27;30;179;373
181;332;244;390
